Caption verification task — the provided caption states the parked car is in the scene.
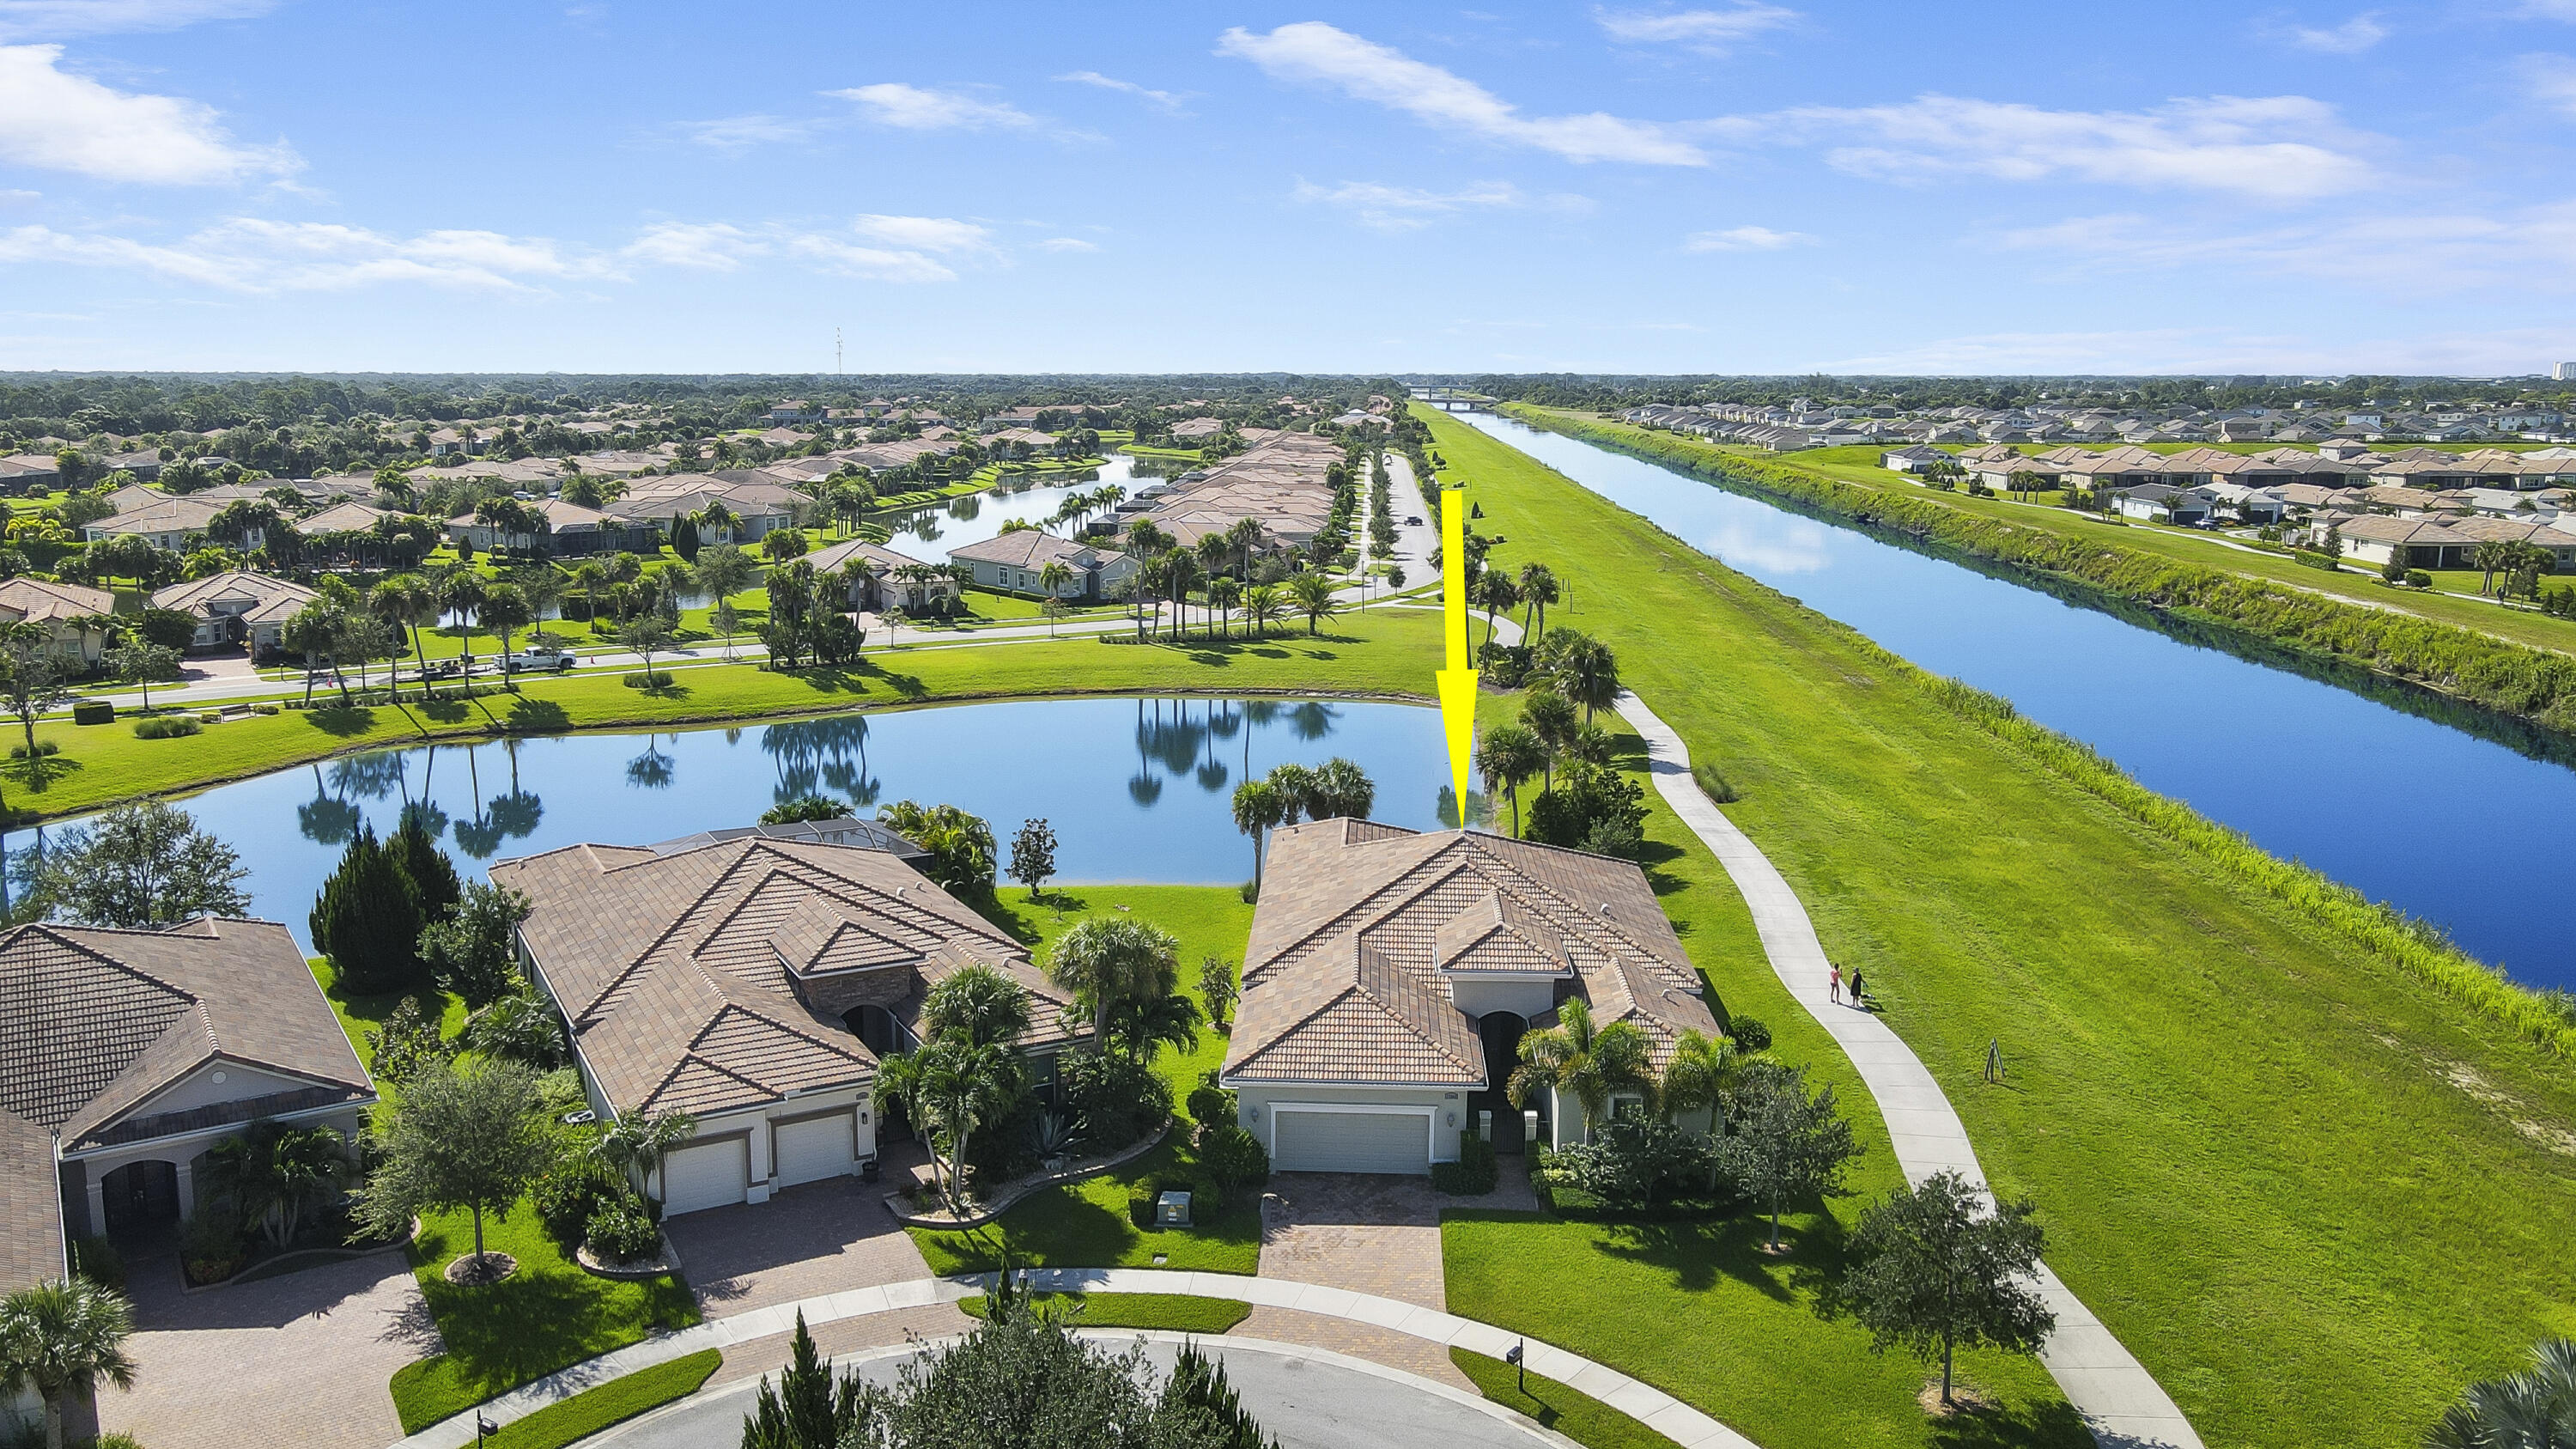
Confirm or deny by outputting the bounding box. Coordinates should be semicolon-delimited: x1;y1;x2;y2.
502;649;574;673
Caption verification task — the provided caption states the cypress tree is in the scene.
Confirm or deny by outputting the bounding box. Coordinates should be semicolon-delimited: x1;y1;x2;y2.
672;516;702;562
387;814;461;925
310;826;424;995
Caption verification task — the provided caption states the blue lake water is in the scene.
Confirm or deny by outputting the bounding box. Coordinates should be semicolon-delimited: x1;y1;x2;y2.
0;697;1450;950
877;452;1188;563
1459;411;2575;989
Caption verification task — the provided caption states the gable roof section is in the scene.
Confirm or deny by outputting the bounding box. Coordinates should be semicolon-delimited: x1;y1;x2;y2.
1227;939;1484;1086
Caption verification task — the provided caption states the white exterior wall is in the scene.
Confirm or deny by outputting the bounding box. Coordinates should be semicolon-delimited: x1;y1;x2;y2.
1230;1082;1467;1165
653;1087;879;1213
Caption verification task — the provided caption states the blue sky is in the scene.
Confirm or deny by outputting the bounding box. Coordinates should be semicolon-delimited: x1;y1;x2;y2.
3;0;2574;375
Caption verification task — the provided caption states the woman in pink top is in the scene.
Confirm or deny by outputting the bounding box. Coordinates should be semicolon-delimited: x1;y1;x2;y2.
1829;965;1843;1004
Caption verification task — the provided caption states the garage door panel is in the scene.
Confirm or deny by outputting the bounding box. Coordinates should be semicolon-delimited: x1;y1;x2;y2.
775;1113;855;1188
661;1137;749;1214
1273;1109;1430;1175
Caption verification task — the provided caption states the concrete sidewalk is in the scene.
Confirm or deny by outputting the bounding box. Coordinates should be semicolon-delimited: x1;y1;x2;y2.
1615;690;2203;1449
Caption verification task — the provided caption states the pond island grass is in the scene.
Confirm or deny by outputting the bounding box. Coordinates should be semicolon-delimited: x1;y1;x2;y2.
1421;405;2576;1449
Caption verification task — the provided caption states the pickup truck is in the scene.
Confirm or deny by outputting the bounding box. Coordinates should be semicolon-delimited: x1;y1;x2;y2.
501;649;574;674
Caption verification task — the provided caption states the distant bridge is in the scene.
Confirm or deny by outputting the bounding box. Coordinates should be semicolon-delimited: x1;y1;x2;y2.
1407;386;1498;412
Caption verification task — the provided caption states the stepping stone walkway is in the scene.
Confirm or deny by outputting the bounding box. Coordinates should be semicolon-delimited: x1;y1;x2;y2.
1615;690;2203;1449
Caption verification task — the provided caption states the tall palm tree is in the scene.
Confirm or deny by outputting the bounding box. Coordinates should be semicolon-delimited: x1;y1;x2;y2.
1165;548;1203;641
1478;722;1545;835
1516;563;1560;642
1658;1028;1740;1191
2430;1337;2576;1449
1036;558;1073;610
1541;630;1621;723
1288;573;1338;636
568;558;607;630
1506;999;1654;1146
436;567;486;682
1206;576;1240;639
479;583;532;685
0;1278;137;1449
1231;778;1286;893
872;1034;1023;1209
1479;572;1520;648
920;962;1034;1047
1522;687;1578;795
1045;916;1179;1050
1227;516;1267;581
372;575;434;699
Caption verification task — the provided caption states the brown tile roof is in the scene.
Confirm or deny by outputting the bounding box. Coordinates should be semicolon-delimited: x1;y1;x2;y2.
494;839;1075;1119
0;577;114;627
149;571;316;625
1224;825;1715;1088
0;1108;64;1293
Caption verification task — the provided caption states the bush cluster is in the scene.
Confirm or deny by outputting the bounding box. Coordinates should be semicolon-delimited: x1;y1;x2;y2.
131;714;200;739
1057;1050;1170;1152
1431;1135;1498;1196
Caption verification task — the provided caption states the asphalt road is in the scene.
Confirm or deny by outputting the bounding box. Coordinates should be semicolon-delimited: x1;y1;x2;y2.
588;1333;1563;1449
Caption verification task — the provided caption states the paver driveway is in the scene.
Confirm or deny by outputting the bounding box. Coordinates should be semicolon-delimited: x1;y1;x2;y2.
662;1173;931;1318
1247;1172;1467;1389
103;1251;431;1449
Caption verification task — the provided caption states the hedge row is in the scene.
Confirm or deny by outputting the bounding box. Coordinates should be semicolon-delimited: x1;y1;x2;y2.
1510;409;2576;737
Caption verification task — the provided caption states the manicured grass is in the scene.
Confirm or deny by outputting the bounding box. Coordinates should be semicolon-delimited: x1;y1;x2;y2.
308;956;464;1070
13;606;1443;820
388;1201;700;1433
1422;406;2576;1448
908;1138;1261;1277
959;1292;1252;1334
1449;1347;1687;1449
484;1349;720;1449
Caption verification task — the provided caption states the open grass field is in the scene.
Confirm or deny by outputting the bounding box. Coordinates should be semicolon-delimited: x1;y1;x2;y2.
1421;405;2576;1449
1526;410;2576;656
7;606;1443;820
388;1200;700;1432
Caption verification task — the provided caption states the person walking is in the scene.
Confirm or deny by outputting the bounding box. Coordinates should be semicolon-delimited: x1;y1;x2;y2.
1828;965;1843;1005
1848;971;1866;1010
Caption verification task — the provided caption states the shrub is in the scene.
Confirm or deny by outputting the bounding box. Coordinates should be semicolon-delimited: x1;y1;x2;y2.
2406;569;2433;589
197;709;222;723
180;1205;249;1285
1534;1118;1717;1212
131;714;201;739
251;702;281;715
621;669;673;689
1058;1049;1171;1151
71;700;115;725
533;1144;623;1245
1238;879;1258;904
7;740;58;759
585;1197;662;1264
1691;761;1739;803
69;1234;123;1291
1727;1014;1772;1052
1197;1125;1269;1198
1432;1135;1498;1196
1185;1083;1237;1129
2289;549;2341;572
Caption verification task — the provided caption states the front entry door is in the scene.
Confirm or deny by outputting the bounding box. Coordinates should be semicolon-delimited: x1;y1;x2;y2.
1473;1012;1530;1154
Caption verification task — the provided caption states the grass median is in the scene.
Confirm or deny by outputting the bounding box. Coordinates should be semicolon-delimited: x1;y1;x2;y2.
1422;405;2576;1449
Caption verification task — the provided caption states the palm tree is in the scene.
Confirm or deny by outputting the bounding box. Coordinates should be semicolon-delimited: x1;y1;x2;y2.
1036;558;1073;612
1478;722;1545;835
696;500;738;545
0;1278;137;1449
1478;571;1520;648
1541;630;1621;722
1206;575;1240;639
1165;549;1203;640
1516;563;1560;642
2430;1338;2576;1449
1307;756;1376;819
372;575;435;699
1522;687;1578;795
874;1034;1023;1209
1658;1028;1739;1123
1242;582;1285;638
1045;915;1179;1051
1232;778;1286;893
568;558;607;630
1288;573;1338;635
920;962;1033;1047
592;1109;700;1209
437;567;486;682
479;582;532;686
2473;539;2516;597
1506;999;1654;1146
1109;990;1203;1062
1227;515;1267;580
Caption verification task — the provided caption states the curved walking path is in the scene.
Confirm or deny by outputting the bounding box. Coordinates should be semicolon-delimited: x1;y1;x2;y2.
1615;690;2202;1449
393;1268;1756;1449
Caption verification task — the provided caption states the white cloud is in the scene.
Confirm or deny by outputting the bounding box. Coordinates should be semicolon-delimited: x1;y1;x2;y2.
623;221;766;271
1818;326;2576;376
0;43;298;183
1036;236;1097;252
0;217;595;289
780;234;956;283
2276;13;2387;53
673;113;822;149
0;0;270;40
1056;70;1185;111
829;82;1033;131
1217;21;1706;166
2523;53;2576;116
1759;92;2374;201
1996;202;2576;291
1685;224;1814;251
1295;179;1531;230
850;213;992;253
1594;3;1798;53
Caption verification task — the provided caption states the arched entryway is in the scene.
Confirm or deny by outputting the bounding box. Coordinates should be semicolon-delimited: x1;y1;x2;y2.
100;1160;180;1238
1472;1012;1534;1154
845;1006;914;1142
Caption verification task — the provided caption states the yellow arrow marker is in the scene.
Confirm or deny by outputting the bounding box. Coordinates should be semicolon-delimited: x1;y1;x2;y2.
1436;484;1478;827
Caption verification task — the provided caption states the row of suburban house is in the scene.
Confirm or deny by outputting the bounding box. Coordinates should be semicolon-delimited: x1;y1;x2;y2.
1628;398;2573;450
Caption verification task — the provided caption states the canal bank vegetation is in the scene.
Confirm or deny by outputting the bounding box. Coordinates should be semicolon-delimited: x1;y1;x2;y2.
1505;406;2576;741
0;609;1445;822
1421;404;2576;1449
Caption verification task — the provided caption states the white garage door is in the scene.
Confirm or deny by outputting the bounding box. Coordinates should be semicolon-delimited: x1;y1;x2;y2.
1273;1109;1431;1175
774;1113;855;1188
660;1137;749;1215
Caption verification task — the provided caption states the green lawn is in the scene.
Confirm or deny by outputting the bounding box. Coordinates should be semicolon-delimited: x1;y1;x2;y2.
979;884;1256;1104
959;1292;1251;1334
485;1349;720;1449
1449;1347;1687;1449
388;1202;700;1433
1423;405;2576;1448
13;606;1443;821
908;1137;1261;1277
307;956;464;1071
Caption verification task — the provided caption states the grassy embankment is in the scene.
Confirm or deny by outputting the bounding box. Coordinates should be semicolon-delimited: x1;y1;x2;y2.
1421;405;2576;1449
478;1349;720;1449
4;607;1443;821
909;885;1262;1276
957;1292;1253;1333
1504;407;2576;731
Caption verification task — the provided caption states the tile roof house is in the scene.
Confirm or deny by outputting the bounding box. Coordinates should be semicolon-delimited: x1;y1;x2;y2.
1219;822;1717;1170
1121;432;1341;550
149;571;317;653
946;530;1135;600
82;491;250;552
806;537;958;612
0;578;116;666
489;836;1078;1214
605;475;806;542
0;918;375;1290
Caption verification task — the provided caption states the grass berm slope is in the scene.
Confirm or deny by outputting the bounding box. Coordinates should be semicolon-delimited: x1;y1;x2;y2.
1419;404;2576;1449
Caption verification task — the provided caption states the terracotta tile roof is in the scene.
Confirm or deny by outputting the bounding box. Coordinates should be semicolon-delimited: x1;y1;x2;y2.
495;838;1075;1119
0;578;114;627
149;571;316;624
1226;825;1715;1088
